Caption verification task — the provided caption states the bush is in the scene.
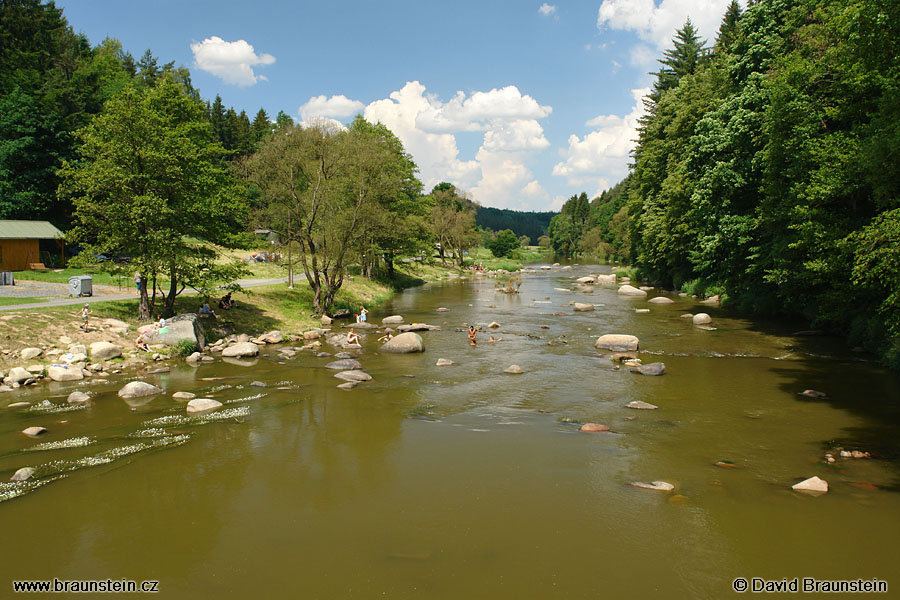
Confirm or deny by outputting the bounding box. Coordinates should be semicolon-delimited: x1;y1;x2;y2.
487;229;519;258
174;339;199;357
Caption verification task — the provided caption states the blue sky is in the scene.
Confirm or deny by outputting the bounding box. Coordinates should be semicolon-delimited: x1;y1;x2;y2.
56;0;735;211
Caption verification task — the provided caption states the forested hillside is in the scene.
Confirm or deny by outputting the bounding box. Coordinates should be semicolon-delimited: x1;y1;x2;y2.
475;206;555;241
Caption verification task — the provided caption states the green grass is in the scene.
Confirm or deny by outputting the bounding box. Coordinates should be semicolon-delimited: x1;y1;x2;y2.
14;267;135;288
0;297;48;306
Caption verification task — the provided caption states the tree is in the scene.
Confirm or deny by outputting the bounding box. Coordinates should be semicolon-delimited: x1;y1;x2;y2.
487;229;519;258
59;78;248;319
430;183;477;266
251;108;272;144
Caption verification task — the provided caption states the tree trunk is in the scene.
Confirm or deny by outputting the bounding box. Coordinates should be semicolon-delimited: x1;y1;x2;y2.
164;260;177;317
386;252;395;279
138;276;150;320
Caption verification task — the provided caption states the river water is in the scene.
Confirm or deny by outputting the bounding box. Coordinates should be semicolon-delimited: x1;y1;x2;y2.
2;265;899;598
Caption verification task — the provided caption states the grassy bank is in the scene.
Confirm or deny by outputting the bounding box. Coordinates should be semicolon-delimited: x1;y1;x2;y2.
462;246;550;271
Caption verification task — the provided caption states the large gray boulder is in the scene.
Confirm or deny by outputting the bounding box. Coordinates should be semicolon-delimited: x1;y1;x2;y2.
618;285;647;297
382;315;404;324
10;467;35;481
692;313;712;325
6;367;31;384
576;276;595;284
595;334;639;352
20;347;42;361
258;330;284;344
67;391;91;404
186;398;223;414
630;362;666;376
89;341;122;360
141;313;205;347
47;365;84;382
222;342;260;358
648;296;675;304
573;303;595;312
325;359;362;370
595;274;617;285
117;381;162;399
626;400;659;410
334;370;372;382
397;323;440;333
381;332;424;353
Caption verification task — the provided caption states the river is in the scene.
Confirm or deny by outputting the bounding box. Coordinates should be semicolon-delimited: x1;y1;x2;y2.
2;264;899;598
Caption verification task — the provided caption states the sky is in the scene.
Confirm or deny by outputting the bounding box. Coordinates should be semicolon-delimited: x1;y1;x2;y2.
56;0;736;212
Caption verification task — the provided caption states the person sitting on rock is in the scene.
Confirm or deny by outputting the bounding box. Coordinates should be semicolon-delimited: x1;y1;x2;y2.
378;332;393;343
135;334;151;352
199;301;218;319
346;331;361;345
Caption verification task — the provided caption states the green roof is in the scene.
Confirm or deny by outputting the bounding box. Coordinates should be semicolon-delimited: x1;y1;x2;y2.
0;220;64;239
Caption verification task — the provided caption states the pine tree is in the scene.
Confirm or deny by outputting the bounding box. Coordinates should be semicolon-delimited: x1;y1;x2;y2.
252;108;271;144
649;19;708;103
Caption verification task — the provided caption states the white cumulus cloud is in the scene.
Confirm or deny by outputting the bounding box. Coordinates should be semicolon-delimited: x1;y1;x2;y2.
553;87;649;197
299;94;365;121
539;3;557;17
362;81;553;209
190;36;274;86
597;0;734;50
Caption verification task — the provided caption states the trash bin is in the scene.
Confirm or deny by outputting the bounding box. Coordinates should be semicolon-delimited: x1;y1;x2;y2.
0;271;13;286
69;275;92;297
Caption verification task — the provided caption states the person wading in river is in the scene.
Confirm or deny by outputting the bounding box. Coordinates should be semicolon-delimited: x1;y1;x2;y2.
468;325;478;346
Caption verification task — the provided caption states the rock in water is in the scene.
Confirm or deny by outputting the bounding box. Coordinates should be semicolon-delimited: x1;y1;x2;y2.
320;315;333;326
141;313;206;347
172;392;196;400
382;315;404;324
10;467;35;481
66;391;91;404
630;362;666;376
337;382;358;390
334;370;372;382
504;365;524;374
435;307;450;312
573;303;595;312
692;313;712;325
89;341;122;360
117;381;162;399
595;334;639;352
22;426;47;437
325;359;362;370
580;423;609;432
576;276;595;284
798;389;827;399
186;398;223;414
185;352;202;363
436;358;454;366
626;400;658;410
595;274;616;285
334;352;356;359
618;285;647;296
381;332;425;353
47;365;84;382
630;481;675;492
258;330;284;344
250;381;266;387
648;297;675;304
6;367;31;384
221;342;260;358
792;476;828;493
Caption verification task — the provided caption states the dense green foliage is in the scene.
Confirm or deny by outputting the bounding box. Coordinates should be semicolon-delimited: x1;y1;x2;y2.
475;206;555;240
609;0;900;365
486;229;520;258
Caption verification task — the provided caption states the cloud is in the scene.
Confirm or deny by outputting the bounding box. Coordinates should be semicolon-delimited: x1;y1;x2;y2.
190;36;274;86
538;3;557;17
299;94;365;121
597;0;733;50
553;87;649;196
362;81;552;209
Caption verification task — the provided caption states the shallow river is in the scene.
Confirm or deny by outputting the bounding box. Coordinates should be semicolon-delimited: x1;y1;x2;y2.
2;265;899;598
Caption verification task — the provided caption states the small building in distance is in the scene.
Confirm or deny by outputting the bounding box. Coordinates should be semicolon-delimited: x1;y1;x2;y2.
0;220;65;271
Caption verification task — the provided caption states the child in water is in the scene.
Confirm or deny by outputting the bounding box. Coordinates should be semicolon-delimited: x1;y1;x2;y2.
468;325;478;346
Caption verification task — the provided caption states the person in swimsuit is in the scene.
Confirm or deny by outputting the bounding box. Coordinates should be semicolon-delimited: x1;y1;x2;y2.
346;331;361;345
468;325;478;346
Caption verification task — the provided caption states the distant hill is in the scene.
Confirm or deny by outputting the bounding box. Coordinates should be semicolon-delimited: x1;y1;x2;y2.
475;206;556;240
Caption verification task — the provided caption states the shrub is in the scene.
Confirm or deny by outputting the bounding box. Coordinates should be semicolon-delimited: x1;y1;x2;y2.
174;339;199;356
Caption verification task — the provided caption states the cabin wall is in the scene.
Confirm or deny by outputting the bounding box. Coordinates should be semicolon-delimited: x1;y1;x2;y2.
0;239;41;271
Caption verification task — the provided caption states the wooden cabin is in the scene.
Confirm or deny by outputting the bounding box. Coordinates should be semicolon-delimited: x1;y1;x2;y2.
0;220;64;271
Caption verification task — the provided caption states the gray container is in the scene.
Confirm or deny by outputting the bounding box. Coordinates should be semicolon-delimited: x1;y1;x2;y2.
0;271;13;286
69;275;92;297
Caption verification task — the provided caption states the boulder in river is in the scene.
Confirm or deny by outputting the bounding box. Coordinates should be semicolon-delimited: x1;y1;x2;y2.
648;297;675;304
320;315;333;326
580;423;609;432
382;315;404;324
595;334;639;352
630;362;666;376
381;332;425;353
66;391;91;404
595;274;616;285
334;370;372;382
117;381;162;399
334;352;356;359
576;276;595;284
504;365;524;374
792;476;828;493
573;303;595;312
397;323;440;332
258;330;284;344
436;307;450;312
172;392;196;400
325;359;363;370
436;358;454;366
20;347;42;361
798;389;827;399
185;352;201;363
48;365;84;382
618;285;647;297
630;481;675;492
626;400;658;410
6;367;31;384
22;426;47;438
222;342;260;358
692;313;712;325
337;382;358;390
186;398;223;414
89;341;122;360
10;467;35;481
